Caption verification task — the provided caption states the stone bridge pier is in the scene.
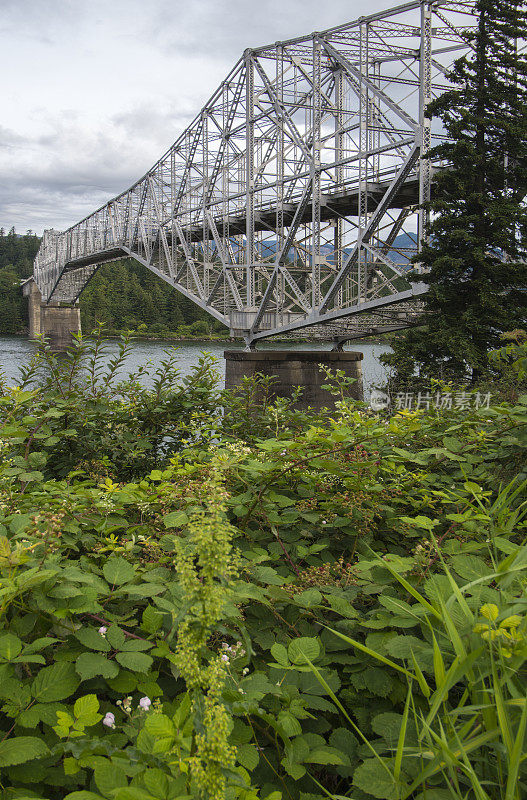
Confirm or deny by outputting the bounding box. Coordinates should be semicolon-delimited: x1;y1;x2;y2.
22;278;81;350
224;350;363;411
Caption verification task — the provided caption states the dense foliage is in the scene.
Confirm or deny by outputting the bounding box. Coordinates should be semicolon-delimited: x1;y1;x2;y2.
387;0;527;384
0;229;40;335
0;231;224;338
79;262;225;339
0;333;526;800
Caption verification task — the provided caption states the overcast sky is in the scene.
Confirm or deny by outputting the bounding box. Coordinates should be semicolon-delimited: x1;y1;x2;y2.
0;0;399;235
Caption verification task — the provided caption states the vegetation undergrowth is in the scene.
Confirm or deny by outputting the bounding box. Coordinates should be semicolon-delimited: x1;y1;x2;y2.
0;330;525;800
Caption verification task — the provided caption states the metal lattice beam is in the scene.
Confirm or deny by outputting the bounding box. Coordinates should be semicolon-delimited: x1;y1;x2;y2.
33;0;476;344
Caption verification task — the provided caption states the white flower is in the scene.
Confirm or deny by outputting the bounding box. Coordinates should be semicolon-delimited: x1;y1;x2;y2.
103;712;115;728
98;626;107;636
221;653;230;663
139;696;151;710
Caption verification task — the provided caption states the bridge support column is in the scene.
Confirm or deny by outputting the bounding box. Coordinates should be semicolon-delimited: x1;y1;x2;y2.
23;278;81;350
224;350;363;410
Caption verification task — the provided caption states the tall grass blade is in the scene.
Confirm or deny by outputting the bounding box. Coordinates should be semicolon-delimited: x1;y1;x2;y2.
394;684;412;782
505;693;527;800
300;650;396;782
432;631;446;687
325;627;414;678
420;649;483;741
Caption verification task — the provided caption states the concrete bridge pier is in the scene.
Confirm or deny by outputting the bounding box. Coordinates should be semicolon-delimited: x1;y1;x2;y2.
22;278;81;350
224;350;363;410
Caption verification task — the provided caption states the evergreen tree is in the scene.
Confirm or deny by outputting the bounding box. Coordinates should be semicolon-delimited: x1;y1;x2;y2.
388;0;527;384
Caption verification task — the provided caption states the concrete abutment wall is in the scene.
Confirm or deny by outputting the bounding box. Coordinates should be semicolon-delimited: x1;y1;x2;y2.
23;278;81;351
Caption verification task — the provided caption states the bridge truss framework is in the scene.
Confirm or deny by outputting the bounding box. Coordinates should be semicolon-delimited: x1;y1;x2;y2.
34;0;475;345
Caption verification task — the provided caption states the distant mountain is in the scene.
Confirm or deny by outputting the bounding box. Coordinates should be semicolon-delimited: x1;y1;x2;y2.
238;232;418;267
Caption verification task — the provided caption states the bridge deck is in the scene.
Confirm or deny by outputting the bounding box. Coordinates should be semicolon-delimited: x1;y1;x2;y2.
61;174;420;272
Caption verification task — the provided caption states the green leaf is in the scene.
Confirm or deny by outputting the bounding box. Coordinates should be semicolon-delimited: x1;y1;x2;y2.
327;595;358;619
75;628;111;652
281;759;306;780
0;633;22;661
451;554;489;581
325;627;413;679
294;589;322;607
125;584;165;597
364;548;441;620
385;635;428;660
305;747;344;765
278;711;302;737
106;626;126;649
329;727;357;757
114;789;155;800
119;639;153;652
431;632;446;687
252;565;284;586
288;637;320;665
394;690;411;782
399;515;438;531
142;769;171;799
365;667;393;697
0;736;50;767
163;511;189;528
75;653;119;681
64;756;81;775
9;514;32;534
74;694;100;722
353;758;399;800
103;557;135;586
268;492;296;507
145;714;175;739
21;637;59;655
94;762;127;795
237;743;259;771
64;793;106;800
31;662;79;702
142;605;163;634
115;652;153;673
107;671;137;694
270;643;289;667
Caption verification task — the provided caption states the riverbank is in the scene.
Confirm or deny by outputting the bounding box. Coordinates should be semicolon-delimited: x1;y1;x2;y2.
7;327;403;345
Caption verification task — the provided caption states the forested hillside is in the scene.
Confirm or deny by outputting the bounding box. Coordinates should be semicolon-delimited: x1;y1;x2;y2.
80;260;225;336
0;229;225;337
0;228;39;334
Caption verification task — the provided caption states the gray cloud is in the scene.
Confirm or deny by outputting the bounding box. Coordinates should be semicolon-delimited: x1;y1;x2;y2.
0;108;192;232
0;0;82;44
0;0;397;234
149;0;381;57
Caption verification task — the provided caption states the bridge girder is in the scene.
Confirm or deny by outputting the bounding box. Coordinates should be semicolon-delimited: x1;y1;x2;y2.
33;0;475;344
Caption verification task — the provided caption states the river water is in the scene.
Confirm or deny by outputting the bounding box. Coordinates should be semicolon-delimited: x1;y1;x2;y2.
0;336;391;397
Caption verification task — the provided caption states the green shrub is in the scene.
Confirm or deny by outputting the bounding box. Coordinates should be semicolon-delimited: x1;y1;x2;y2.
0;333;526;799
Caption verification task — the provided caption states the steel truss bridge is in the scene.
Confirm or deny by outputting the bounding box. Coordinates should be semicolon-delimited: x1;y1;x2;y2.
33;0;476;346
